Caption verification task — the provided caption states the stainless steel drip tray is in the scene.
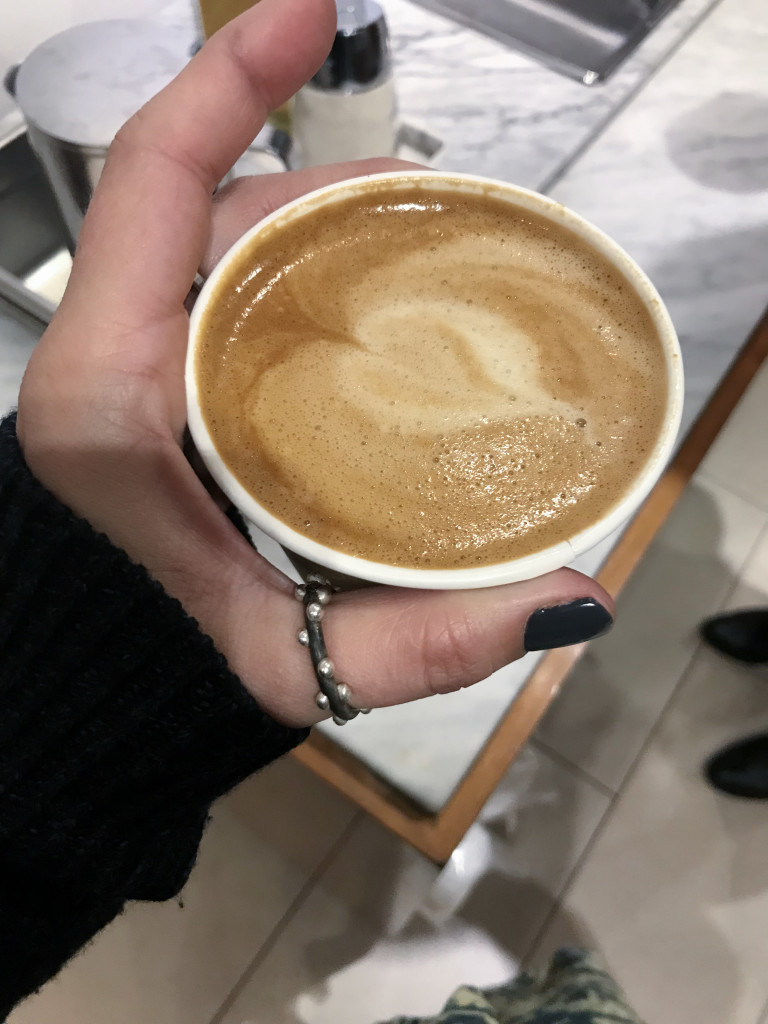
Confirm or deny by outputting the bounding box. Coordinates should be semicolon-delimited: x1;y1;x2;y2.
0;129;71;326
409;0;684;83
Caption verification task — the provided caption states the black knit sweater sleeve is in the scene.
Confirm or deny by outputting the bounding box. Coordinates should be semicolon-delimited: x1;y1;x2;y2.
0;414;309;1015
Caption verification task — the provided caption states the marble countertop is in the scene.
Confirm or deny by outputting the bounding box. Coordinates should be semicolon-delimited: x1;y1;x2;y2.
2;0;765;811
385;0;718;190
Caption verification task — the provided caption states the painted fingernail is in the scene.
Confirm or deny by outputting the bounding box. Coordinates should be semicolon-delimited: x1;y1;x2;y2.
524;598;613;652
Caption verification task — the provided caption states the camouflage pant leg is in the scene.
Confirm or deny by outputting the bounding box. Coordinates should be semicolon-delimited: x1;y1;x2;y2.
381;948;644;1024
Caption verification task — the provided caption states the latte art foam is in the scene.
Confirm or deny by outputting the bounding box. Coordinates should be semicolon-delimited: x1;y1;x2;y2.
196;181;668;569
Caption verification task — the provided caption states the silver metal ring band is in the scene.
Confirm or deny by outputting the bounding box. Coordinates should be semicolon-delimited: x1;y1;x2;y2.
296;574;370;726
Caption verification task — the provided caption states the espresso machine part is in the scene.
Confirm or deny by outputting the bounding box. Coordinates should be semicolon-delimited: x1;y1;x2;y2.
293;0;397;166
6;20;190;247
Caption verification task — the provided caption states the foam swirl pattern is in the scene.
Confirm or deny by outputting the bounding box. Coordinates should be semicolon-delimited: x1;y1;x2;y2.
197;182;667;569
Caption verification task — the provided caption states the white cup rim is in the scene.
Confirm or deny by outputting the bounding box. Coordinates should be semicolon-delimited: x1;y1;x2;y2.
186;170;683;589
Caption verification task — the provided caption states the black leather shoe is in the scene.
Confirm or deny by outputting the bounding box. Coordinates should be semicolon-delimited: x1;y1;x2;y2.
700;609;768;664
705;733;768;799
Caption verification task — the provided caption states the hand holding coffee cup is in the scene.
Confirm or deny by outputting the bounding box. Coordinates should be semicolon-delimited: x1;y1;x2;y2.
188;174;682;588
17;0;620;731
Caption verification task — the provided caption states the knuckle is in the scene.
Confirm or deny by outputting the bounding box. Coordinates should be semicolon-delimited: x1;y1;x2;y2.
418;609;484;697
220;22;284;115
110;109;148;159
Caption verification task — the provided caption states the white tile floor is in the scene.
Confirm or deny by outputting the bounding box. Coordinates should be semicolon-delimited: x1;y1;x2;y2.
11;357;768;1024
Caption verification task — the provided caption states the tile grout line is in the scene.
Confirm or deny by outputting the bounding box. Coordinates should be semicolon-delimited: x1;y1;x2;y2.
207;810;364;1024
720;518;768;607
523;517;768;966
530;736;617;801
695;467;768;518
520;790;618;969
524;628;713;967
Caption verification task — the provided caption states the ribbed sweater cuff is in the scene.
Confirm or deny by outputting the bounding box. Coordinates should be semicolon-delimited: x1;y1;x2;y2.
0;413;309;898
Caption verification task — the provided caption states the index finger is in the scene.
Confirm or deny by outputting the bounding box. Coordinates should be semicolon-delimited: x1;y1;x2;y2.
65;0;336;330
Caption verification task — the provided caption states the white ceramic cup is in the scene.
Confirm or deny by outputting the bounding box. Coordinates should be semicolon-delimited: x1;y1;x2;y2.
186;171;683;590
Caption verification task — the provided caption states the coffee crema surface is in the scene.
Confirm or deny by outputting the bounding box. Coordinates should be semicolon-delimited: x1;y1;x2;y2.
196;181;668;569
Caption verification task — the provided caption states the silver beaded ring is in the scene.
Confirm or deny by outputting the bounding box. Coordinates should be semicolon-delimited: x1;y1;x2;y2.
296;574;370;726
